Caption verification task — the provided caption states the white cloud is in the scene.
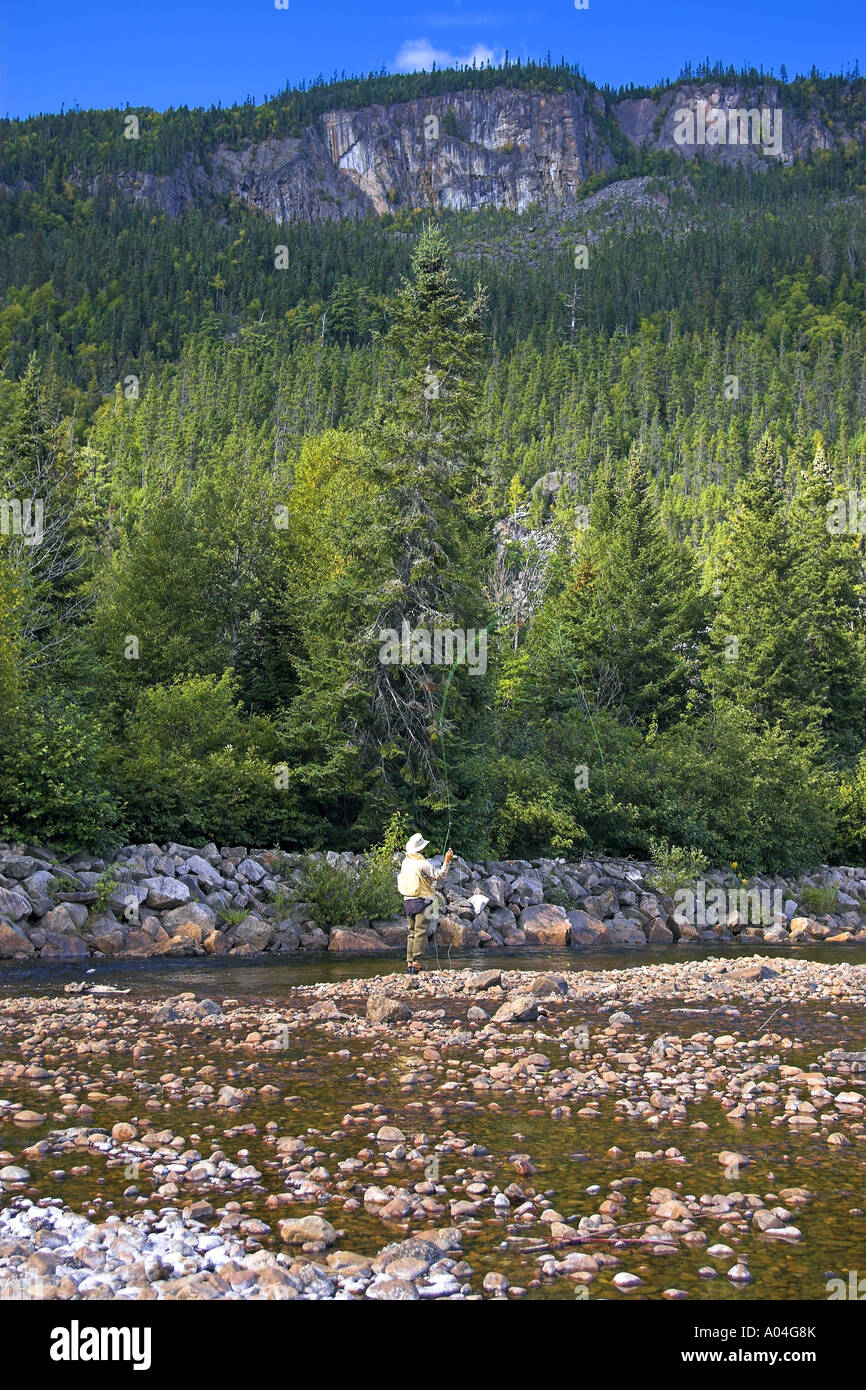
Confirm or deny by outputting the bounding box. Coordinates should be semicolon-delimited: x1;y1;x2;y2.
393;37;503;73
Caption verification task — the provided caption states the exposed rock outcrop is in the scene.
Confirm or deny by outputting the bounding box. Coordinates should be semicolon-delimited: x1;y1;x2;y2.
66;82;866;226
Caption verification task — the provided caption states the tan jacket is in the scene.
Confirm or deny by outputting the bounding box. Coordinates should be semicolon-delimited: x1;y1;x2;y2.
397;853;446;899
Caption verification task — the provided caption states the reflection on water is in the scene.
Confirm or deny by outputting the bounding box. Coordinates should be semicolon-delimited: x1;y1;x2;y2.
2;942;866;999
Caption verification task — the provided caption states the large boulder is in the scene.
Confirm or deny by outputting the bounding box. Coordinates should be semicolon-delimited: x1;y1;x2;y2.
435;916;480;949
23;869;57;896
529;973;568;997
225;915;273;951
467;969;502;992
567;909;610;946
67;901;90;929
236;857;267;884
167;921;203;945
836;890;861;908
23;888;54;918
184;854;225;887
328;925;389;953
366;995;411;1024
605;922;647;946
162;901;216;933
492;995;539;1024
647;919;675;943
0;920;35;957
789;915;828;940
299;926;329;950
278;1215;337;1246
124;927;171;956
87;912;126;954
501;925;526;946
108;881;148;916
0;886;32;922
519;903;570;946
40;932;89;959
1;856;39;879
142;876;191;910
202;929;231;955
507;876;544;908
481;876;507;908
91;926;126;954
156;995;223;1023
41;903;88;934
270;924;301;953
763;925;790;945
371;917;408;947
561;873;587;899
583;889;619;919
484;859;530;877
674;915;699;941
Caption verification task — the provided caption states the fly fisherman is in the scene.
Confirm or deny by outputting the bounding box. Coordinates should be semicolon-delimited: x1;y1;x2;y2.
397;833;453;975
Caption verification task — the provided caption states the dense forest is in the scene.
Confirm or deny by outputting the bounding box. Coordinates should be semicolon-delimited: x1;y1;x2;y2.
3;56;864;181
2;64;866;870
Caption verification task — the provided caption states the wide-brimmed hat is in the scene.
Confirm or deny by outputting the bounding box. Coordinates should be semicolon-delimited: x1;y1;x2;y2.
405;833;429;855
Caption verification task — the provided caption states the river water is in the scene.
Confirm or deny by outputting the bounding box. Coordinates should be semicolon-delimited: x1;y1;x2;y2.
2;943;865;1301
3;940;866;997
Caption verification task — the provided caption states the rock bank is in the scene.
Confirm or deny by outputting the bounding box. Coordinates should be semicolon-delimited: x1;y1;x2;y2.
2;839;866;965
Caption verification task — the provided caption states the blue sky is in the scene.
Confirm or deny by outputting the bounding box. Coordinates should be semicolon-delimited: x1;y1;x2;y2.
2;0;864;119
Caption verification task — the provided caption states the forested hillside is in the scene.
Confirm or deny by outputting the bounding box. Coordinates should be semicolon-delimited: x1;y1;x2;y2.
2;63;866;870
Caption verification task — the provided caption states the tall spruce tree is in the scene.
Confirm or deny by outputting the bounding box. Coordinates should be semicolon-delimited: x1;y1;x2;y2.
526;446;701;730
360;224;490;804
0;356;84;663
709;433;814;733
790;439;866;758
282;226;490;837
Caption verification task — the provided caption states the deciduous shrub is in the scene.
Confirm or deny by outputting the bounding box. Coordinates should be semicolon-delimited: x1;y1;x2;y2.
110;672;284;844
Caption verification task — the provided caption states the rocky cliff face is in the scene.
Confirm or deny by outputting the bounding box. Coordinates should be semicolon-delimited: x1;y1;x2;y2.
81;82;865;225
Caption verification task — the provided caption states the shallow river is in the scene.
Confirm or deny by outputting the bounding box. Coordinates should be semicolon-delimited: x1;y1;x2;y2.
3;940;866;997
2;944;865;1301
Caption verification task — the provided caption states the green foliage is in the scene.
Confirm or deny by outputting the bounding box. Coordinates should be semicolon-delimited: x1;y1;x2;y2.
646;839;709;896
710;434;819;733
790;442;866;757
92;867;119;915
109;672;284;845
2;140;866;871
612;710;838;874
488;702;838;873
0;552;24;725
543;885;572;908
219;908;250;928
489;753;586;857
268;885;297;919
833;755;866;862
0;697;121;852
277;228;491;833
299;822;406;928
796;881;839;916
51;872;82;892
367;812;413;873
528;449;702;731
